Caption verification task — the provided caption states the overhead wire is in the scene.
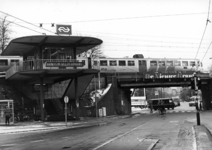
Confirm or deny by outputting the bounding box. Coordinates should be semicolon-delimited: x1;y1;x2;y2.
0;11;56;35
0;17;43;34
15;12;212;24
201;41;212;62
195;0;211;59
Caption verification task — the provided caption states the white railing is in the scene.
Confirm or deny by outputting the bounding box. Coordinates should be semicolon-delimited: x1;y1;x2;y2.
5;58;96;79
22;59;91;71
6;63;23;79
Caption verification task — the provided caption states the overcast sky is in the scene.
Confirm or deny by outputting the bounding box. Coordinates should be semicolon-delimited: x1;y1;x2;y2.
0;0;212;69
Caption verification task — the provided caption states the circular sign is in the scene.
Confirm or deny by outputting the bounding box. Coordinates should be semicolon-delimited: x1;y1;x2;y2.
64;96;69;103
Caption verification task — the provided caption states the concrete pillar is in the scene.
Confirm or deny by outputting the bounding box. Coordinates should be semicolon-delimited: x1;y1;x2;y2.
39;77;45;121
74;77;79;119
201;84;212;110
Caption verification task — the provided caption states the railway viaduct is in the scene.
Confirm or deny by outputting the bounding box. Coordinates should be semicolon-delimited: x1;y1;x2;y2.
1;35;212;121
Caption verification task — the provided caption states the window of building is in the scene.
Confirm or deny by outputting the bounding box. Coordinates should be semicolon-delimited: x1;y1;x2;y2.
109;60;117;66
100;60;108;66
0;60;8;66
166;61;173;66
150;61;157;66
118;60;126;66
174;61;181;66
128;61;135;66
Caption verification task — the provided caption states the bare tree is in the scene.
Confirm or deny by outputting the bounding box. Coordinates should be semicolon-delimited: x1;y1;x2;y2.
0;16;12;53
80;45;104;59
208;64;212;77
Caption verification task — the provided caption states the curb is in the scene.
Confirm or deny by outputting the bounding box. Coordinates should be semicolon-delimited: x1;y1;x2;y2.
0;119;114;134
0;114;132;134
193;125;212;150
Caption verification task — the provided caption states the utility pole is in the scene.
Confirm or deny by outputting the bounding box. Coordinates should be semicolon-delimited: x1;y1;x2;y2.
191;72;201;125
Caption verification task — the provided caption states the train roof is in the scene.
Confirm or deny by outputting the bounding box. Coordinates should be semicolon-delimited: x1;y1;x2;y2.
96;57;200;60
0;56;22;58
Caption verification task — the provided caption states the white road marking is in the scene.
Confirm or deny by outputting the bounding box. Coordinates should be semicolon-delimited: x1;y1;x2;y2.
1;143;17;147
62;137;72;139
147;139;159;150
92;118;156;150
170;121;179;123
30;140;45;143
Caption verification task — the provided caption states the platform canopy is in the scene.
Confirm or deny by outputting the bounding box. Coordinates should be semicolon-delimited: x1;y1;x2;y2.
1;35;103;56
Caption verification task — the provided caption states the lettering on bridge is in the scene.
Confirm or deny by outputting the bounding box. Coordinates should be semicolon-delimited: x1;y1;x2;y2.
145;72;193;79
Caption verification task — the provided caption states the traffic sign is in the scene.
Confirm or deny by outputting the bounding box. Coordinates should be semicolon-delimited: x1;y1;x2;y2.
64;96;69;103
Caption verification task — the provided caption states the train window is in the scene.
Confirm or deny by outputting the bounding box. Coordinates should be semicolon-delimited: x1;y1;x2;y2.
150;61;157;66
119;60;126;66
128;61;135;66
100;60;108;66
182;61;188;67
190;61;196;67
109;60;117;66
158;61;165;66
0;60;8;66
10;59;20;66
174;61;181;66
166;61;173;66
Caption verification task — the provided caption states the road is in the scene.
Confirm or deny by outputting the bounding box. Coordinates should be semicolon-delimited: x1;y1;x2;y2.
0;102;197;150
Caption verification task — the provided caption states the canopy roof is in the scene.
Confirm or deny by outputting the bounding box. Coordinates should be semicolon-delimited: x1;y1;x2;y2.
1;35;103;56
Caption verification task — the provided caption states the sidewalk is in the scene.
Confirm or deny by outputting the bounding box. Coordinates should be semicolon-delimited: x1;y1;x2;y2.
0;115;130;134
192;111;212;150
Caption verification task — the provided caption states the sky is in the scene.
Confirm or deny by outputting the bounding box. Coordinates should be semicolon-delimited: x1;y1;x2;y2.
0;0;212;70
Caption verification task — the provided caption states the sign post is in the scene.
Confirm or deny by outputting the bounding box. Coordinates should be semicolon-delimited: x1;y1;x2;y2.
64;96;69;126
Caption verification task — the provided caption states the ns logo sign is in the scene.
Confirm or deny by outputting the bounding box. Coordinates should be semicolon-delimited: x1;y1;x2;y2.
56;24;72;35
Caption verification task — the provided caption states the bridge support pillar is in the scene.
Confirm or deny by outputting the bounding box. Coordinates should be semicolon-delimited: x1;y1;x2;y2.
107;76;131;115
201;82;212;110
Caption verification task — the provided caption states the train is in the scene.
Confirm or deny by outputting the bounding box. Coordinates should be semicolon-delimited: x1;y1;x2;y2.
0;55;202;74
92;57;202;73
0;56;23;72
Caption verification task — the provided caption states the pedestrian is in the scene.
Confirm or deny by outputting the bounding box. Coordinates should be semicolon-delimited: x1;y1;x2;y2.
4;106;11;126
199;101;202;111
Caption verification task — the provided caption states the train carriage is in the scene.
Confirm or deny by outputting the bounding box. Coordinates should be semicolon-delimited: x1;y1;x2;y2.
0;55;202;75
93;57;202;73
0;56;23;72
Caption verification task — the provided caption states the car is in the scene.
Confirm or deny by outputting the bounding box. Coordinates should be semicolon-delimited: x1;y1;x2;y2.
172;97;181;107
189;102;196;107
148;98;175;110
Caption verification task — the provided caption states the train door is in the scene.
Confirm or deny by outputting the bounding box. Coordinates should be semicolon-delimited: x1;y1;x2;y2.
174;61;182;72
148;60;158;73
139;60;147;73
166;60;175;72
158;61;166;73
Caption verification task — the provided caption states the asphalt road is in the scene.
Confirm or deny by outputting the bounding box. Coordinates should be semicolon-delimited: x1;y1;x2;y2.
0;102;198;150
